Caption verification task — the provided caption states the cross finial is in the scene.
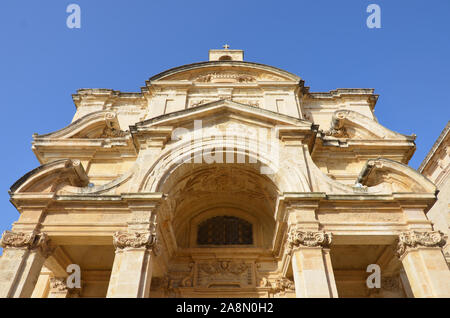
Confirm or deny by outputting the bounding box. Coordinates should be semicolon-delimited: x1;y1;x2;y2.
223;44;230;50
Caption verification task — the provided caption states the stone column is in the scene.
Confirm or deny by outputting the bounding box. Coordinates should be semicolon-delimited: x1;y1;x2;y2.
397;230;450;297
287;228;338;298
0;230;51;298
106;231;158;298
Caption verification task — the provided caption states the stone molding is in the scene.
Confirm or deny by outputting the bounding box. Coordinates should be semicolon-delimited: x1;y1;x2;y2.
396;230;447;258
0;230;52;257
113;231;157;250
287;229;332;253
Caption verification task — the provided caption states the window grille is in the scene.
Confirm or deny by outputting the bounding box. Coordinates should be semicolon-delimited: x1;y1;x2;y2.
197;216;253;245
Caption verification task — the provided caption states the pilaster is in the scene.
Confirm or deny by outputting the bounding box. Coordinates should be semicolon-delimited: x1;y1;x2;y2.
286;228;338;298
0;230;52;297
396;230;450;297
106;231;158;298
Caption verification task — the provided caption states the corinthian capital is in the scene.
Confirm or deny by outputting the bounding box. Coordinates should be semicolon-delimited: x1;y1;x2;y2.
396;230;447;258
113;231;157;250
287;229;332;252
0;230;52;257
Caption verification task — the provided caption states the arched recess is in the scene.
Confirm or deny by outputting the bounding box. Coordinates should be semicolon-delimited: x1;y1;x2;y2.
138;135;311;194
156;162;279;250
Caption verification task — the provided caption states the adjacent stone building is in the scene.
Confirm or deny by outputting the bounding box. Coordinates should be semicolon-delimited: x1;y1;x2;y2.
418;121;450;266
0;48;449;298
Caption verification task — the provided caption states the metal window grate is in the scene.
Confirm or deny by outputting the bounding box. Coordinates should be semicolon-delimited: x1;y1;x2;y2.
197;216;253;245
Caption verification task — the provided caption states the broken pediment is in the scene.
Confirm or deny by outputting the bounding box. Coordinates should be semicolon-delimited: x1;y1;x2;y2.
357;158;437;194
34;111;126;139
32;111;135;164
10;159;89;194
323;110;416;141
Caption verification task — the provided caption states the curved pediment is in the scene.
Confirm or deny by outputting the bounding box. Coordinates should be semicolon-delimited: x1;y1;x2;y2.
10;159;89;193
35;111;125;139
323;110;415;141
358;158;437;194
148;61;301;83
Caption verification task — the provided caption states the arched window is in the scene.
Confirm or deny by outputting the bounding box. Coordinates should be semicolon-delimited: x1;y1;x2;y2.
197;216;253;245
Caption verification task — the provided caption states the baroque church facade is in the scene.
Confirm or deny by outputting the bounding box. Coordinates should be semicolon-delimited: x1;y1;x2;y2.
0;48;449;298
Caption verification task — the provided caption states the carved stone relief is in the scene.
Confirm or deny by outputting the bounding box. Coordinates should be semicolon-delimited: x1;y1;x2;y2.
396;230;447;258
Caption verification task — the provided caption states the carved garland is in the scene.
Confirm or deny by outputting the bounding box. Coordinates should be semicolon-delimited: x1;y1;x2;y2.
287;229;332;253
396;230;447;258
113;231;158;250
0;230;52;257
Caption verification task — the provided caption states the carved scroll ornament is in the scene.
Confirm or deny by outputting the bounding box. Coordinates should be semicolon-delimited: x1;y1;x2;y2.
396;230;447;258
287;229;332;253
113;231;157;250
0;230;52;257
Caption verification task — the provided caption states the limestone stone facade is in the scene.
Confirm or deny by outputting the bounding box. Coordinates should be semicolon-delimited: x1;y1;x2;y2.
419;121;450;266
0;48;449;298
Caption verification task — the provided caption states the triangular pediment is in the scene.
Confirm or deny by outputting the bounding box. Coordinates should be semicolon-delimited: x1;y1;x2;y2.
133;99;312;130
130;99;316;151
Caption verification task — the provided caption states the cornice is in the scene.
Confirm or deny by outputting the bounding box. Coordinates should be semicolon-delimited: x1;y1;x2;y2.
418;120;450;173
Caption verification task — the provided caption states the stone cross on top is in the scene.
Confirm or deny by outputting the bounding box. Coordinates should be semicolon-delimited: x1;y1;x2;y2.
209;45;243;61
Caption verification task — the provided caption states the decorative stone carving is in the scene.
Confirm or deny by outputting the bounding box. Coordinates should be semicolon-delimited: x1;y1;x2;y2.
189;99;212;108
272;277;295;293
324;127;349;138
99;126;128;138
0;230;52;257
323;110;349;138
113;231;157;250
181;263;194;287
287;229;332;252
49;277;68;292
233;99;260;108
258;277;272;288
396;230;447;258
194;72;255;83
196;260;253;288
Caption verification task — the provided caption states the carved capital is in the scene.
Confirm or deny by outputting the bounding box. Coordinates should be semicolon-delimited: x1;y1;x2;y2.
396;230;447;258
0;230;52;257
113;231;157;250
287;229;332;252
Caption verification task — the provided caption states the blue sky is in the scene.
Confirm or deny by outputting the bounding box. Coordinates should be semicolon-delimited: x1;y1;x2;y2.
0;0;449;244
